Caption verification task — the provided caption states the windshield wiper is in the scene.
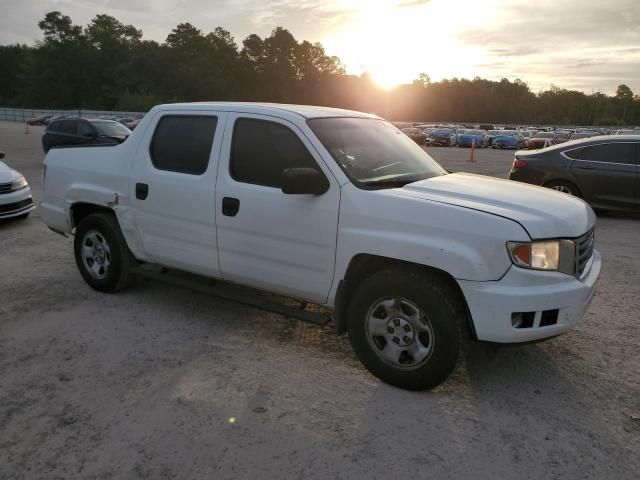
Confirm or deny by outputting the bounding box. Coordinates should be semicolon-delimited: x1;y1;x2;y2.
360;174;429;189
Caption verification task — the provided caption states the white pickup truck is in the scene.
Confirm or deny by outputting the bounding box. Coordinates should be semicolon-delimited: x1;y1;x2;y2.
41;103;601;390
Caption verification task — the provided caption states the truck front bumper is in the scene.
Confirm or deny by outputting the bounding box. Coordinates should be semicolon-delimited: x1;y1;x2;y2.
458;250;601;343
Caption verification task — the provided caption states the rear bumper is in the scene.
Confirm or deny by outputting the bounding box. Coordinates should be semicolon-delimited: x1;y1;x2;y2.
458;250;601;343
0;187;36;219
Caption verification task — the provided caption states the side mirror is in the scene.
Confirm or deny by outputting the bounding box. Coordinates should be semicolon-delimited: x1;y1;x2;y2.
0;151;5;160
281;168;329;195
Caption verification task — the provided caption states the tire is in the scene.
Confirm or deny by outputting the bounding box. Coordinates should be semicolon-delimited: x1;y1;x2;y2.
74;213;135;292
544;180;581;197
17;213;29;220
347;268;467;390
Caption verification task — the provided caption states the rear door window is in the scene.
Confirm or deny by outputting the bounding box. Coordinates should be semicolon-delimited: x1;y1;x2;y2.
567;143;635;164
149;115;217;175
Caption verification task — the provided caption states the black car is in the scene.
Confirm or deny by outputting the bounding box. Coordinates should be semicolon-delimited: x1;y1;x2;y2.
508;135;639;211
42;118;131;153
401;127;426;145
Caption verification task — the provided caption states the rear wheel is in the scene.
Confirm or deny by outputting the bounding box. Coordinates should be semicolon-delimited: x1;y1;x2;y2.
74;213;134;292
544;180;581;197
347;268;467;390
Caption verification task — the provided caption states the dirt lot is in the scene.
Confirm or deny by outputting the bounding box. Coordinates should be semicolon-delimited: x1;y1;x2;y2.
1;120;639;479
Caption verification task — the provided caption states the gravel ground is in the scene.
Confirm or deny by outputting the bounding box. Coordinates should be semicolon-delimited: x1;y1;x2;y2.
1;121;639;479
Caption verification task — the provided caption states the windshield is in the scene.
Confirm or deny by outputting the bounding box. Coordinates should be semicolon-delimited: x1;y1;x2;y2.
461;129;483;135
308;117;446;189
91;121;131;137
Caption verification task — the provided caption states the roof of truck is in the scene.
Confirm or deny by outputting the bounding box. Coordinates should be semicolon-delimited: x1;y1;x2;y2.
153;102;380;120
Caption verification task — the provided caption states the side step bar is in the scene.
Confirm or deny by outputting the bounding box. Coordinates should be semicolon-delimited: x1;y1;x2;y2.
132;267;332;327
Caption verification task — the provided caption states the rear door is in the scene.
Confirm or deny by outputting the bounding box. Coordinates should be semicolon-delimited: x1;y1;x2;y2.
214;114;340;303
567;142;638;209
130;111;227;277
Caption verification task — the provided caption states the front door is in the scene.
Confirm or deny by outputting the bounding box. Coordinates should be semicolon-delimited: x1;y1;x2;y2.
215;114;340;303
130;112;227;277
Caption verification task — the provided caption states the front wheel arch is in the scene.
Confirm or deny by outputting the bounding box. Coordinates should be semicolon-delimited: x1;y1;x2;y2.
334;254;476;340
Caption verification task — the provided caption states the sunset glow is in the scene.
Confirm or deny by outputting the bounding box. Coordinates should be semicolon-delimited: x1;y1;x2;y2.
324;0;493;89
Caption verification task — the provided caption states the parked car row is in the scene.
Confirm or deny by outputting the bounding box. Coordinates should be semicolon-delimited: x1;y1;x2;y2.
397;122;638;151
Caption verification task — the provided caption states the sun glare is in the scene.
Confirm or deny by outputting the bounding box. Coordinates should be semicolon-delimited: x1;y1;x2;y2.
324;0;494;88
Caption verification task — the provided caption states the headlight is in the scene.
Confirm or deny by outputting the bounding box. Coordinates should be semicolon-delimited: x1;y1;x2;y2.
10;176;28;192
507;240;576;274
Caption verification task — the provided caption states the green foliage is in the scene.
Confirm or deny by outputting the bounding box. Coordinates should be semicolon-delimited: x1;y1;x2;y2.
1;10;638;126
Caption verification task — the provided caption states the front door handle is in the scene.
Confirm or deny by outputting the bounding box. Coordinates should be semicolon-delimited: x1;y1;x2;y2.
577;165;595;170
222;197;240;216
136;183;149;200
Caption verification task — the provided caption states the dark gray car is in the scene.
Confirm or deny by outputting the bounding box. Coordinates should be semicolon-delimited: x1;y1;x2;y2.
42;118;131;153
508;135;639;211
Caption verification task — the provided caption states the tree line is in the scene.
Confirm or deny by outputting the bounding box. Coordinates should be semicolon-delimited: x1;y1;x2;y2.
0;11;638;126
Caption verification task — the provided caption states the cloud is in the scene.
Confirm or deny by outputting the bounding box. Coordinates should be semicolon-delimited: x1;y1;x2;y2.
566;59;608;69
456;0;640;93
397;0;431;7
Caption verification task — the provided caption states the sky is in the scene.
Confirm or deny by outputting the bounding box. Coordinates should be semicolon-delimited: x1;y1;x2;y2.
1;0;639;94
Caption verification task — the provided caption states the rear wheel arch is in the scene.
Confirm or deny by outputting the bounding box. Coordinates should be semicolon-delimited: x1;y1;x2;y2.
70;202;114;230
334;254;476;340
543;179;583;198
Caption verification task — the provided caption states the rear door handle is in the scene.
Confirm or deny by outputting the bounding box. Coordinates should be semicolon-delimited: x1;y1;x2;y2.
577;165;595;170
222;197;240;216
136;183;149;200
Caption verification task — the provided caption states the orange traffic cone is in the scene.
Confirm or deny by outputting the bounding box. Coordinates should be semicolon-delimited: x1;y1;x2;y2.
24;122;30;134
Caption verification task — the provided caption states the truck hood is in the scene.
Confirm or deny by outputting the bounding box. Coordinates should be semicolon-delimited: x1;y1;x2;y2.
396;173;595;239
0;161;21;183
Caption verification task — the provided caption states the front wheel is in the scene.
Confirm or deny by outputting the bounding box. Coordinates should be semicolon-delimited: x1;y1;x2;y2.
74;213;134;292
347;268;467;390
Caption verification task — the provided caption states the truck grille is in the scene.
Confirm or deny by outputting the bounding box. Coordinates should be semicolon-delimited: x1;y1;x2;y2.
0;182;12;194
576;229;594;278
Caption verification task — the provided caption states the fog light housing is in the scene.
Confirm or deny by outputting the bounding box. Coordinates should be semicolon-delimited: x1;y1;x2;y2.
511;312;535;329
